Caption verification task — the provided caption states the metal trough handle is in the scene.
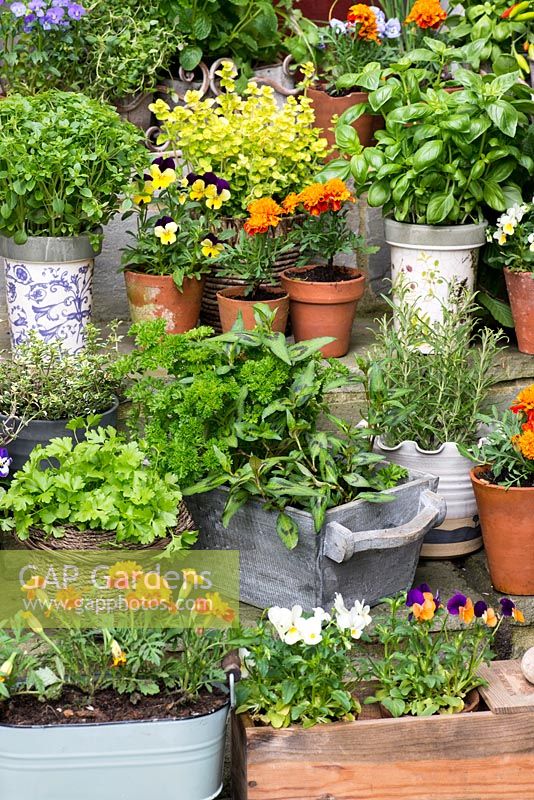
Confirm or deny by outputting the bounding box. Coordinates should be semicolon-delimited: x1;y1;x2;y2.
323;489;446;564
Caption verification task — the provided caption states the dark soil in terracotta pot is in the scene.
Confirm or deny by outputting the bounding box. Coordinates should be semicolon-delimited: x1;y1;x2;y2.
285;264;357;282
1;686;228;726
477;465;534;489
244;287;287;301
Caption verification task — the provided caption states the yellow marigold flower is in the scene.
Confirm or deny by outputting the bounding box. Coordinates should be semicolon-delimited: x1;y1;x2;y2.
55;587;82;611
347;4;381;41
513;429;534;460
0;653;15;683
21;574;46;601
110;639;127;668
108;562;143;590
405;0;447;28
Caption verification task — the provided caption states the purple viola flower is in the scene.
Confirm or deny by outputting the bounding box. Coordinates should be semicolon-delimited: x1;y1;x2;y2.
406;587;425;607
499;598;515;617
329;17;348;33
370;6;386;37
203;232;220;245
153;156;175;172
155;215;174;228
215;177;230;194
67;2;86;19
447;592;467;615
0;448;12;479
384;17;402;38
43;4;64;23
474;600;488;618
23;11;36;29
201;171;219;186
28;0;45;14
186;172;200;185
10;2;28;17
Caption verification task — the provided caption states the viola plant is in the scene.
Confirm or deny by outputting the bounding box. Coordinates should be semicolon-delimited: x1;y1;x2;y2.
463;384;534;487
235;595;372;728
122;158;232;289
0;0;88;94
486;201;534;273
151;61;328;215
365;584;524;717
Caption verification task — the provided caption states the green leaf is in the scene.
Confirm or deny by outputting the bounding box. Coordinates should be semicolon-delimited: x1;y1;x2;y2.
486;100;519;137
192;13;212;40
381;697;405;717
316;159;351;182
482;179;506;210
350;154;368;183
337;104;366;126
412;140;444;173
478;292;514;327
426;193;454;224
179;46;203;71
276;512;299;550
368;84;395;112
367;180;391;207
335;124;360;154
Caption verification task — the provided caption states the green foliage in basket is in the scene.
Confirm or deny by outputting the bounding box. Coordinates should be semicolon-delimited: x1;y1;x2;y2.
0;91;145;243
358;288;506;450
0;324;122;422
119;308;407;550
320;69;534;225
0;426;188;546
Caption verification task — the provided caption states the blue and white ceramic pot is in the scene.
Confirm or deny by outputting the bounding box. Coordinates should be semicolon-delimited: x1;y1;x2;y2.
0;234;101;353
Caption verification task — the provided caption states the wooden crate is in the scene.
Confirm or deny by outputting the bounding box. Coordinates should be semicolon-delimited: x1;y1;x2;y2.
232;661;534;800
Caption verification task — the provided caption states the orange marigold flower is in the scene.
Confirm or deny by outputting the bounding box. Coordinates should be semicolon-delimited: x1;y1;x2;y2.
244;197;285;235
282;192;302;213
513;429;534;461
323;178;354;211
511;384;534;413
347;4;381;42
459;597;475;625
298;179;353;216
405;0;446;28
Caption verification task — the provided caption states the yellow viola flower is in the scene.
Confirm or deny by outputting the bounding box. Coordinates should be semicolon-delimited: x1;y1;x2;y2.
148;164;176;191
133;181;154;205
190;179;207;201
201;235;224;258
0;653;16;683
154;217;178;245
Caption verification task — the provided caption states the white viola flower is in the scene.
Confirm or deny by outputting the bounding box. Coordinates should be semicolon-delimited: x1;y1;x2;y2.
238;647;254;678
351;599;372;628
493;229;507;246
334;593;349;616
313;607;331;624
500;215;517;236
384;17;401;38
370;6;386;36
269;605;304;644
508;203;528;223
298;616;323;646
529;233;534;252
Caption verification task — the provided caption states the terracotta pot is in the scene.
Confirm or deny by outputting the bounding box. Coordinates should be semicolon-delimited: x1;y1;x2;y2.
307;86;384;152
295;0;359;20
124;271;204;334
216;286;289;333
281;265;365;357
504;268;534;355
471;465;534;594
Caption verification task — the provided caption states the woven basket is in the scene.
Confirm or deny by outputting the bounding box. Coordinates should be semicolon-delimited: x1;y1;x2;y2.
200;217;302;333
24;502;196;552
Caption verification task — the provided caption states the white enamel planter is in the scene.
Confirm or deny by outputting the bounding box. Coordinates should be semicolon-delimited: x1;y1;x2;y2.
0;701;229;800
384;219;487;326
0;234;100;353
375;438;481;559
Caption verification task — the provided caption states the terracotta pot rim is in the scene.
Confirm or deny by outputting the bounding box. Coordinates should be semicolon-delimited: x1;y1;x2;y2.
504;267;534;278
308;84;369;101
217;286;289;303
281;265;365;288
471;465;534;492
124;270;203;284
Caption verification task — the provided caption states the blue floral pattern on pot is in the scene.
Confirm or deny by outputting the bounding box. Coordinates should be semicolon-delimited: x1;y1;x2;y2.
4;258;94;353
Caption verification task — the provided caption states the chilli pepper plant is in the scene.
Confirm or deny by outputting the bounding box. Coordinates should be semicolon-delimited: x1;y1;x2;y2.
323;68;534;225
122;157;232;289
150;61;328;215
235;595;373;728
366;585;524;717
119;312;407;550
463;384;534;487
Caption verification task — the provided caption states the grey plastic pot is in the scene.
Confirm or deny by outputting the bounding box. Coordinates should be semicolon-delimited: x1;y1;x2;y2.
0;233;102;353
384;218;487;327
0;700;229;800
0;396;119;474
186;470;446;609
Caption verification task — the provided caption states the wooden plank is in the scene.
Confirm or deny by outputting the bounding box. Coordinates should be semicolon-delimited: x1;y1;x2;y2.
479;660;534;713
234;709;534;800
